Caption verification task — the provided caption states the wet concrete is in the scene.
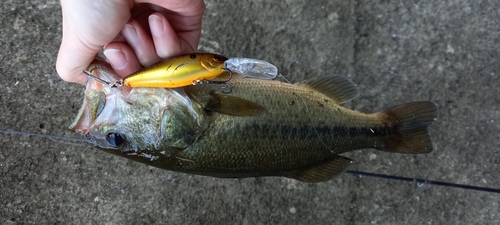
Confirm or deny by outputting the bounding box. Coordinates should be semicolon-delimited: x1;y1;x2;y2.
1;0;499;224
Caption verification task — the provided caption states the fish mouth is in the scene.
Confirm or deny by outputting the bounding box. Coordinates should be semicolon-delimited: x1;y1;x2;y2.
68;94;92;133
68;56;124;134
84;56;122;91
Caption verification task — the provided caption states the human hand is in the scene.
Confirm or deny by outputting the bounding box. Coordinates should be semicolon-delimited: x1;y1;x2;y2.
57;0;206;84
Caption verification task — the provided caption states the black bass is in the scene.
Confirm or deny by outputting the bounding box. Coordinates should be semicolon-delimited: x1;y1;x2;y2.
70;57;437;183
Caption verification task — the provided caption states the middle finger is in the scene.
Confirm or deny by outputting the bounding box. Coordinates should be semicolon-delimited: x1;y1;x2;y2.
122;20;161;67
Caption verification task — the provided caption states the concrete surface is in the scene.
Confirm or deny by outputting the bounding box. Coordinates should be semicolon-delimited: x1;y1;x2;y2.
1;0;499;224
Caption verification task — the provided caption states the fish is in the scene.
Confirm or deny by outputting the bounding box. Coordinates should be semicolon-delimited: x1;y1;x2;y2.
70;57;438;183
118;53;228;88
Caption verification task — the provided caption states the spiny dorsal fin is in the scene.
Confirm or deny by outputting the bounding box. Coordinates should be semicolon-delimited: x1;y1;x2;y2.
206;92;265;116
287;155;353;183
297;76;359;104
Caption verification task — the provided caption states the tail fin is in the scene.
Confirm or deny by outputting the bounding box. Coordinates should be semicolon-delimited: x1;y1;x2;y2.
375;101;437;154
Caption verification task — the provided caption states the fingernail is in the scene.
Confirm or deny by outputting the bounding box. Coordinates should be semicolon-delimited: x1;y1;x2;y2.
122;23;138;47
104;48;128;70
149;14;165;37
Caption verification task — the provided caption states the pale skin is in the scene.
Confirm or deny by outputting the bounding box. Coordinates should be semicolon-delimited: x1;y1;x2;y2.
57;0;206;84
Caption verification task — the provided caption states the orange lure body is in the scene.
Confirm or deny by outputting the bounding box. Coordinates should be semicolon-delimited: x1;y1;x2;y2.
122;53;228;88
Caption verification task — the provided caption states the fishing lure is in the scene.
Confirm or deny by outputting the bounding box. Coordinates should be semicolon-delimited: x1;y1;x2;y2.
85;53;229;88
84;54;280;89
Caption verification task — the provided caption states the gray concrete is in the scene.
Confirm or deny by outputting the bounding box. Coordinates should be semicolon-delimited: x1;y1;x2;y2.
1;0;499;224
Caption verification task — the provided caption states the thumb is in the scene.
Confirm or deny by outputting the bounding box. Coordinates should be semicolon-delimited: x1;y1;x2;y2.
56;0;133;84
56;35;100;84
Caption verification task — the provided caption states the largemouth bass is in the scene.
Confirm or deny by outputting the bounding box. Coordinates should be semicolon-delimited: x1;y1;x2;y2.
70;57;437;183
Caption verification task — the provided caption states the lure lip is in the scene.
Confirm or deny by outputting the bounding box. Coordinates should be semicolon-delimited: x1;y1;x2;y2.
223;57;279;80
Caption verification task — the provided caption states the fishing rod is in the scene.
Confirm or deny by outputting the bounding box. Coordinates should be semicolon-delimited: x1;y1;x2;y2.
1;128;499;194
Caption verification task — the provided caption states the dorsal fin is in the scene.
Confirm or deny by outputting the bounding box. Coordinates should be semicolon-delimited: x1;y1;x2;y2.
297;76;359;104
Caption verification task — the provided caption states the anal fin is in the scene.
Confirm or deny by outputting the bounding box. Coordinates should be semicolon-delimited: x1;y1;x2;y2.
288;155;353;183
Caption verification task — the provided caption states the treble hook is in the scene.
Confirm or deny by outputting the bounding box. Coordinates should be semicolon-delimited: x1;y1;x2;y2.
204;68;233;93
220;83;232;94
83;69;109;85
83;69;123;88
206;68;233;85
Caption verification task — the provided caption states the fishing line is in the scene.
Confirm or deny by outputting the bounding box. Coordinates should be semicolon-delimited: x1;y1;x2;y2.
1;128;499;194
345;170;500;194
0;129;88;143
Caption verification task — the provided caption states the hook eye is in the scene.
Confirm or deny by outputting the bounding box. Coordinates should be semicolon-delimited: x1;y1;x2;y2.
105;132;126;148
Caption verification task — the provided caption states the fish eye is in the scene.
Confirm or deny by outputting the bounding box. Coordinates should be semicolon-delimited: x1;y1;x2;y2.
213;54;228;63
105;132;126;148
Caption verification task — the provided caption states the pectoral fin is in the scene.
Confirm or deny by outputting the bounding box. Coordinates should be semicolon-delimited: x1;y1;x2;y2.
206;93;265;116
288;155;353;183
